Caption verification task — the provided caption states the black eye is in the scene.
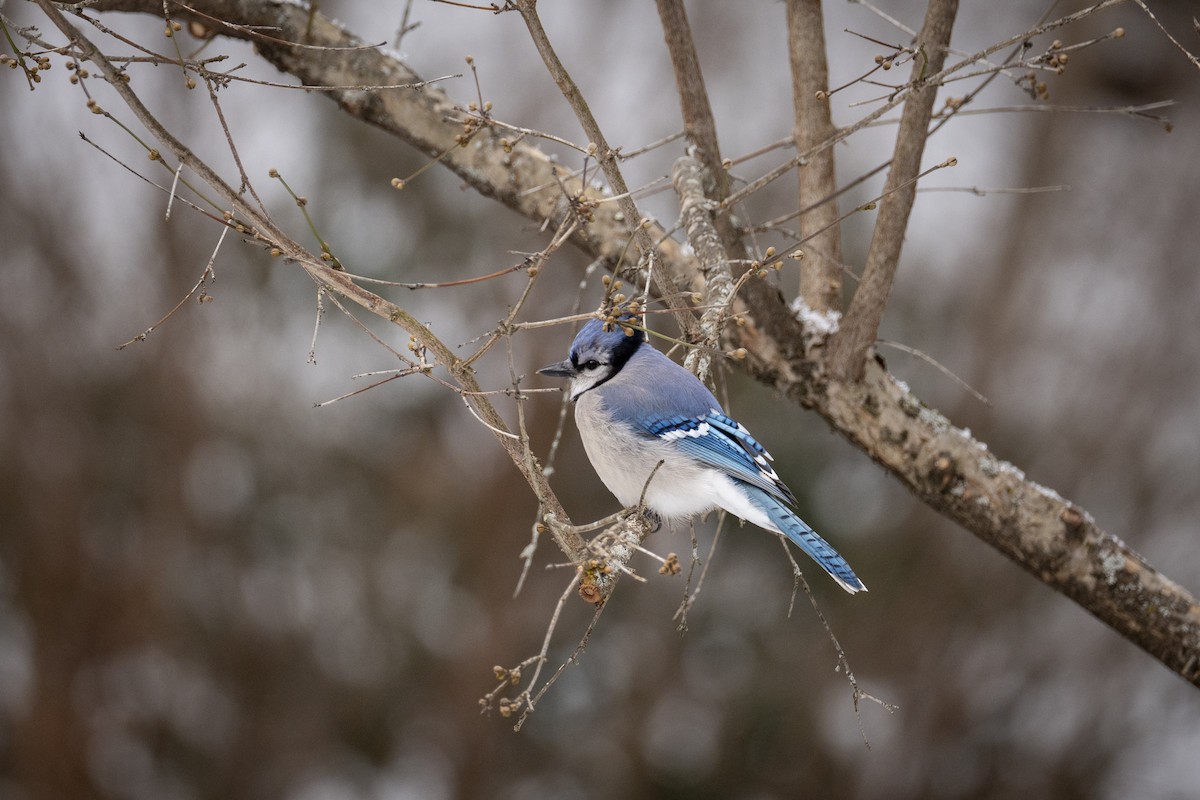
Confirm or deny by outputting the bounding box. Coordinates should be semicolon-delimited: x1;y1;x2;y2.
583;359;601;370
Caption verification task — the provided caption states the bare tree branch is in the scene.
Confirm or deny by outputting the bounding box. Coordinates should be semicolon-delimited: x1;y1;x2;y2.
654;0;743;261
655;0;726;199
672;154;732;384
805;354;1200;686
721;0;1127;212
787;0;843;313
511;0;698;338
825;0;959;381
69;0;1200;687
37;0;590;565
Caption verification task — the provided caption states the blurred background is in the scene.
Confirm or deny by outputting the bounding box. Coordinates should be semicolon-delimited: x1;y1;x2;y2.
1;0;1198;797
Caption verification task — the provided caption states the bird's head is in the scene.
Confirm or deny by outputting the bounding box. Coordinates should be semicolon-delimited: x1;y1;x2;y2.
538;314;646;400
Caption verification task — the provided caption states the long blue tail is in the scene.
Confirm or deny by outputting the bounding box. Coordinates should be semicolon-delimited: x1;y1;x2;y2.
745;488;866;594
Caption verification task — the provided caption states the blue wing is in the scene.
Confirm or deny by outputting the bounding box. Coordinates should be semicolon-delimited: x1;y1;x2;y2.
645;411;867;593
645;412;798;506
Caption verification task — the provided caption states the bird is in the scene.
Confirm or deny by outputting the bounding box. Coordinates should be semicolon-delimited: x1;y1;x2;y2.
538;313;866;594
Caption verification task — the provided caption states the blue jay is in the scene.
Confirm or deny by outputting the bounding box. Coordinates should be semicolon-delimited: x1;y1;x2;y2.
538;315;866;594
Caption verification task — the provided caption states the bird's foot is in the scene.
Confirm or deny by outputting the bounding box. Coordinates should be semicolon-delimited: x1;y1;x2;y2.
638;508;662;532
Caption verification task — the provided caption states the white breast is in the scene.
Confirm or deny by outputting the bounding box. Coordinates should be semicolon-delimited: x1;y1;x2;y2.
574;392;733;520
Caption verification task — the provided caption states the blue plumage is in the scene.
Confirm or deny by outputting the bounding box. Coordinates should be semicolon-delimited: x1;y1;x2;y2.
539;316;865;594
742;486;866;593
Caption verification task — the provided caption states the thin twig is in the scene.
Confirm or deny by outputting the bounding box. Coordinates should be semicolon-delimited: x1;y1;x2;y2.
722;0;1127;211
453;111;590;154
509;333;549;598
778;538;898;748
313;369;427;408
344;258;533;290
755;160;889;232
307;287;325;364
875;338;991;406
515;594;607;731
751;157;956;276
322;292;417;367
928;100;1176;131
541;258;603;478
849;0;917;37
462;394;520;440
512;0;698;338
392;0;419;50
116;224;227;349
78;133;231;227
617;129;686;160
202;74;270;212
461;217;577;369
674;514;724;631
165;162;184;220
1131;0;1200;71
512;570;581;725
917;183;1069;195
204;68;460;94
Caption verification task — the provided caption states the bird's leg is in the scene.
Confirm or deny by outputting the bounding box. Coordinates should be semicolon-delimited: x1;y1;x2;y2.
631;459;667;532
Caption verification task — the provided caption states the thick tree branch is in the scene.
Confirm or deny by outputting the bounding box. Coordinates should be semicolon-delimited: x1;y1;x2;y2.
672;154;731;383
824;0;958;380
654;0;742;259
74;0;1200;686
786;0;843;313
654;0;725;198
804;353;1200;686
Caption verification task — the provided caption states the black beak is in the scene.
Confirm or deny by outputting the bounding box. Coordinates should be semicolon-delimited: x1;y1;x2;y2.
537;359;576;378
